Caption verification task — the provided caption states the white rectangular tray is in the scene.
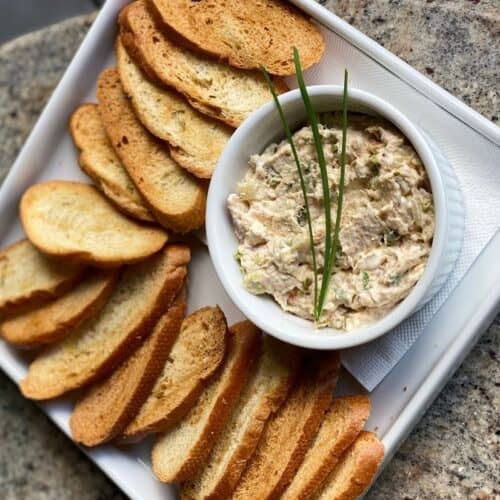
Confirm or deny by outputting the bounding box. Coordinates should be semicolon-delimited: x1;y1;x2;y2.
0;1;499;499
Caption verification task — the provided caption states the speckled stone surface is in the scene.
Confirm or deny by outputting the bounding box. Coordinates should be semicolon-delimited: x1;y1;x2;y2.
0;3;498;499
319;0;500;124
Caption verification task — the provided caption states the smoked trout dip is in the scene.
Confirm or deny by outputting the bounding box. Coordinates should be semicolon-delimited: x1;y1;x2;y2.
228;112;435;331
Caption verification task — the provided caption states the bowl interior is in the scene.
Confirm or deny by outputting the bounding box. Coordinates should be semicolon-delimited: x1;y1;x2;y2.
207;86;445;349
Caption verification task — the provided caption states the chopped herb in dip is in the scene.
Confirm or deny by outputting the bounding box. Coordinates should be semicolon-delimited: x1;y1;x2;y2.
228;113;434;331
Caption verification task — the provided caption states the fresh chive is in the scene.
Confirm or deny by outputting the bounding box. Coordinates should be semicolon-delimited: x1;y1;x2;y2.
316;69;349;318
362;271;370;290
260;65;319;314
262;53;348;325
293;48;333;321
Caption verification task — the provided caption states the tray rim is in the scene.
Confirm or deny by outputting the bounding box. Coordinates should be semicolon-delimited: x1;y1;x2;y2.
0;1;499;498
291;0;500;147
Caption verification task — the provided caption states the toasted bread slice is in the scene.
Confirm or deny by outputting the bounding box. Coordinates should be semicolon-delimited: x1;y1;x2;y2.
149;0;324;76
1;268;118;348
0;239;83;316
314;431;384;500
70;291;187;446
20;245;189;400
20;181;167;267
282;395;371;500
70;103;154;222
232;351;341;500
97;68;206;233
152;321;261;483
116;39;232;179
118;1;287;128
121;306;228;441
181;336;301;500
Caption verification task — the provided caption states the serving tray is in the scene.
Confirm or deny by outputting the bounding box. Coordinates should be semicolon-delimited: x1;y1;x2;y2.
0;1;499;498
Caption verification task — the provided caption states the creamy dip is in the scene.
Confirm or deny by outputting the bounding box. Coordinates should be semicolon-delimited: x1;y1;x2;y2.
227;113;435;331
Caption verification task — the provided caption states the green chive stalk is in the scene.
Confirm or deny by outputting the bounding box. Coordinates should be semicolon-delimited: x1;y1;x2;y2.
260;66;319;314
261;51;348;325
316;69;348;318
293;48;332;321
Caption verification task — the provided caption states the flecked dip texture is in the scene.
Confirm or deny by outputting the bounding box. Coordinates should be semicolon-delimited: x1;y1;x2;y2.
0;2;498;499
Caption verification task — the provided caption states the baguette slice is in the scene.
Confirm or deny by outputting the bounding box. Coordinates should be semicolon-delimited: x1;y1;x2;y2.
232;351;341;500
70;291;187;446
282;395;371;500
0;239;83;316
1;268;118;348
116;39;232;179
314;431;385;500
97;68;206;233
149;0;325;76
20;245;189;400
181;336;301;500
119;0;287;128
70;103;154;222
121;305;228;441
20;181;168;267
152;321;261;483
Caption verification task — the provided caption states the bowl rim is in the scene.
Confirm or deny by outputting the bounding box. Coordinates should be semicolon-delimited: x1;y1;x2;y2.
206;85;447;350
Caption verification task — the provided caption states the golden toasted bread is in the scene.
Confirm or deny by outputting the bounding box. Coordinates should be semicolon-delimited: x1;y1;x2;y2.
70;291;187;446
0;239;83;316
118;0;287;127
121;306;228;442
149;0;324;76
232;351;341;500
152;321;260;483
282;395;371;500
181;336;301;500
70;103;154;222
116;39;232;179
97;68;206;233
20;181;167;267
314;431;384;500
1;268;117;348
20;245;189;400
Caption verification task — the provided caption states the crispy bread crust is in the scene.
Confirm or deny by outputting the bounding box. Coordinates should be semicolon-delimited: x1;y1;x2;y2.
118;1;288;128
116;39;232;179
282;395;371;500
149;0;324;76
152;321;261;483
0;239;84;316
120;305;228;442
181;338;301;500
70;103;155;222
314;431;385;500
97;68;206;233
19;245;189;400
70;292;186;446
232;351;341;500
20;181;168;266
1;268;118;348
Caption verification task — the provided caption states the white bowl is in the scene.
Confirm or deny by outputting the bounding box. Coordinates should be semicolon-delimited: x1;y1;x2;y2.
206;86;465;350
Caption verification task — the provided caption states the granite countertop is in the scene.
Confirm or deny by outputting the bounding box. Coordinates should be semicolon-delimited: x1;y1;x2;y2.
0;2;498;499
